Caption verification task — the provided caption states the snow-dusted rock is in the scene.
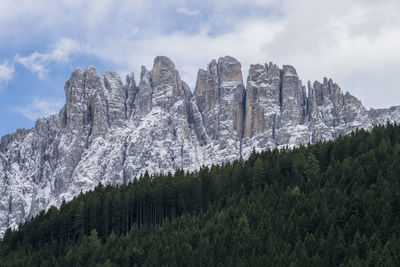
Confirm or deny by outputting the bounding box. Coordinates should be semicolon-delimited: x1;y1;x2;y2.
193;56;245;163
244;63;281;138
1;55;400;238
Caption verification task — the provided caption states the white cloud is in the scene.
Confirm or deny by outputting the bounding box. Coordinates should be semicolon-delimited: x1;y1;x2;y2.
16;52;48;79
124;0;400;108
87;18;284;90
1;0;400;109
0;61;14;86
176;7;200;16
260;0;400;108
15;38;82;79
15;97;64;121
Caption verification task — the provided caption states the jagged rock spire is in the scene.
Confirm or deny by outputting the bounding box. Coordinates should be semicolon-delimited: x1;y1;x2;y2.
134;66;152;116
244;62;281;138
194;56;245;141
124;72;137;118
1;55;400;239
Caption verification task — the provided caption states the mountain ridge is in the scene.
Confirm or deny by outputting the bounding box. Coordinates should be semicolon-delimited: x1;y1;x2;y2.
1;55;399;237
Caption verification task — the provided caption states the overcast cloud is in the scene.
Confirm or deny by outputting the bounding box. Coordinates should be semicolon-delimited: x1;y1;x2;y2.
0;0;399;134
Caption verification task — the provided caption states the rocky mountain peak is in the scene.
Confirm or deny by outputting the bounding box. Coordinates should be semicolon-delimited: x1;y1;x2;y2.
1;55;400;238
133;66;152;116
152;56;177;87
151;56;185;111
217;56;243;84
282;64;297;75
125;72;138;118
244;62;281;139
194;56;245;147
83;66;101;97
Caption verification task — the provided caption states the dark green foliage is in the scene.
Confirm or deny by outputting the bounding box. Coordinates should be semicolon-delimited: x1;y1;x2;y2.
1;123;400;266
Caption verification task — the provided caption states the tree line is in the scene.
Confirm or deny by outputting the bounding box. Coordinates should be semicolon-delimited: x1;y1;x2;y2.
1;123;400;266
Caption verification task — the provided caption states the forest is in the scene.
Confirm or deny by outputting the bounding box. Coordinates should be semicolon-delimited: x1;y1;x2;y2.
1;123;400;266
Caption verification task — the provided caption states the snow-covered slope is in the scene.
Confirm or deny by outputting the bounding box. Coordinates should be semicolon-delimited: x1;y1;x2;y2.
0;55;399;237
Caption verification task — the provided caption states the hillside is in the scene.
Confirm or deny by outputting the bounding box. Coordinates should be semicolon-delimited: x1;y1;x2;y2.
1;123;400;266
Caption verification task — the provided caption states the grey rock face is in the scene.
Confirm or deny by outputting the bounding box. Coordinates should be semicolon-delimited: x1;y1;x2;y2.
244;63;281;138
193;56;245;163
1;55;400;238
273;65;308;146
124;72;138;118
102;71;127;128
133;66;152;116
370;106;400;124
306;78;371;142
280;65;306;125
123;56;203;181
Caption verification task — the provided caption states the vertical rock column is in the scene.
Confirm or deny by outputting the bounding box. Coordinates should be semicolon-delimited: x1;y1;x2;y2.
124;56;204;180
241;62;282;157
244;62;281;138
102;71;127;128
124;72;138;119
132;66;153;116
194;56;245;162
280;65;307;126
274;65;308;145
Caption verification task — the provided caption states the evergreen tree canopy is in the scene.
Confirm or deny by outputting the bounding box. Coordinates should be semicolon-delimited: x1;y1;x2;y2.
1;123;400;266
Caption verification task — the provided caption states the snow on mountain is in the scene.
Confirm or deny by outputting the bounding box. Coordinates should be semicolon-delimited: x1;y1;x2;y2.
0;55;399;237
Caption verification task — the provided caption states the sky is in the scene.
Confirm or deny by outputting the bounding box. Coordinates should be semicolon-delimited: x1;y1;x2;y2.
1;0;400;137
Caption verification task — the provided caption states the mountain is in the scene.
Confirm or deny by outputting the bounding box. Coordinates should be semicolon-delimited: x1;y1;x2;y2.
0;55;399;237
2;124;400;266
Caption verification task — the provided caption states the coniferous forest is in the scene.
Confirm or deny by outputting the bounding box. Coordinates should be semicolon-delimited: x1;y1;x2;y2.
1;123;400;266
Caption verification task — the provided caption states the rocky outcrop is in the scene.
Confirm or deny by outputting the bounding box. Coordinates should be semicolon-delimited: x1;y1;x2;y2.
244;63;281;138
1;55;400;238
306;78;371;142
193;56;245;162
123;56;203;181
194;56;245;140
370;106;400;124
